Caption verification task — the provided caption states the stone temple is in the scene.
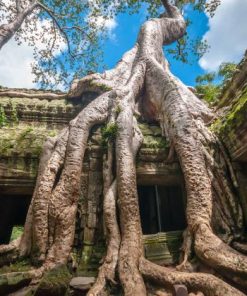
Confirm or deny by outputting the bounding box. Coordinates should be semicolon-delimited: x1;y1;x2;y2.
0;53;247;294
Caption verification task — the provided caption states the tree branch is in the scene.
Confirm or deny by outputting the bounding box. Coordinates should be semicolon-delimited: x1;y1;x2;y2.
62;25;94;43
161;0;172;12
161;0;181;18
0;1;39;50
47;20;58;56
36;2;74;56
36;2;88;59
15;0;22;13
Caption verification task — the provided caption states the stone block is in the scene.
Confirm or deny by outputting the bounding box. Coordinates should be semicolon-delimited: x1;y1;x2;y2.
69;277;95;291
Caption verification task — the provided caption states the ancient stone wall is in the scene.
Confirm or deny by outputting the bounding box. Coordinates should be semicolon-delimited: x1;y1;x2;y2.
211;52;247;223
0;90;185;268
1;59;247;270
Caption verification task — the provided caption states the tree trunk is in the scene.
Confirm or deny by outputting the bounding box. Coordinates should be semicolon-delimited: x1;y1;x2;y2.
1;0;247;295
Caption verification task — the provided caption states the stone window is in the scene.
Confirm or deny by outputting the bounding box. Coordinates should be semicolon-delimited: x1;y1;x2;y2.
138;185;186;235
0;195;30;244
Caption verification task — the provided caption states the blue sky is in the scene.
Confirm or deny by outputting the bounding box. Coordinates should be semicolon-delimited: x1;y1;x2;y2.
101;5;209;86
0;0;247;89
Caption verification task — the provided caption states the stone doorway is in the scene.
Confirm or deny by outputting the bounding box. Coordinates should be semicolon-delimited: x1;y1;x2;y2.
0;195;30;244
138;185;187;264
138;185;186;235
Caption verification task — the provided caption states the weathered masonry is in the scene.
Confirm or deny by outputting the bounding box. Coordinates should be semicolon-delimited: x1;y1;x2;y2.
0;53;247;274
0;90;185;270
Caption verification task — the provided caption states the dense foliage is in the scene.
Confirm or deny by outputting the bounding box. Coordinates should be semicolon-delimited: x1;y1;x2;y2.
195;62;237;103
0;0;220;88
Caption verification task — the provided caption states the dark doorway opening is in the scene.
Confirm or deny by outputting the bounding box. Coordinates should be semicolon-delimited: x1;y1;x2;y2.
138;185;186;235
0;195;31;244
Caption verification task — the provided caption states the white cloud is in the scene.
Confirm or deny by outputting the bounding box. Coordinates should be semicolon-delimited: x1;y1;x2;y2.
199;0;247;72
86;14;118;40
102;17;118;40
104;18;118;32
92;16;117;32
0;39;35;88
87;0;118;39
0;5;117;89
0;18;66;88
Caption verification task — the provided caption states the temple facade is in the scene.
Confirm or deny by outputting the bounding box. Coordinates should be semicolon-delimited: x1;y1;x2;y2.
0;52;247;294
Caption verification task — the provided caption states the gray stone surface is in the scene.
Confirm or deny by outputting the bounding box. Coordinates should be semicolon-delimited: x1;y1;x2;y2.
69;277;95;291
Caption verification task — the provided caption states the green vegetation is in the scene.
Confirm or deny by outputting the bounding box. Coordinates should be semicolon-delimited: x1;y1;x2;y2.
138;123;162;136
196;84;221;103
143;135;168;149
218;62;237;81
0;259;31;275
0;271;32;295
9;101;18;124
35;265;71;296
138;123;168;149
0;99;19;127
195;62;237;104
101;123;118;147
0;259;33;295
1;0;221;89
10;226;24;241
89;81;112;92
115;104;122;116
48;130;58;137
17;127;34;141
210;90;247;134
0;123;58;157
0;96;74;112
0;106;7;127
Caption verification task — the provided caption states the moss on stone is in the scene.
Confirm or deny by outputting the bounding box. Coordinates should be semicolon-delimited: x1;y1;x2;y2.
0;105;7;127
0;259;32;275
80;245;94;267
0;271;32;295
10;226;24;241
78;243;106;275
210;90;247;135
138;123;162;136
0;96;79;129
89;81;112;92
101;122;118;147
34;265;72;296
142;135;167;149
9;101;19;124
143;231;183;265
0;97;74;109
0;123;58;157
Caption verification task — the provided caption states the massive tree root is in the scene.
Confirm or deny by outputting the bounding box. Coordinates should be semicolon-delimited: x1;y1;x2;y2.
1;0;247;295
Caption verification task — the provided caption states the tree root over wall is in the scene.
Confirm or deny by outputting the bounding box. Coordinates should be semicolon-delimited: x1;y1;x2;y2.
1;1;247;295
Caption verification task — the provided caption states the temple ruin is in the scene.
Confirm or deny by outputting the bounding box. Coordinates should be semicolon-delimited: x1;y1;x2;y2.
0;52;247;295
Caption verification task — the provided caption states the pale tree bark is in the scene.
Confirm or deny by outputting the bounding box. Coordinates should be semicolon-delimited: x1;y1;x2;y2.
0;0;247;295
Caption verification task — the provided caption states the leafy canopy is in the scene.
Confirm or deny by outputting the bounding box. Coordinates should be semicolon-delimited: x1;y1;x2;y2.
0;0;221;89
195;62;237;104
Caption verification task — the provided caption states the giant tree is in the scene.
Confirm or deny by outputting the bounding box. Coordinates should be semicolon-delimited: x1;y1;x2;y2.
0;0;247;295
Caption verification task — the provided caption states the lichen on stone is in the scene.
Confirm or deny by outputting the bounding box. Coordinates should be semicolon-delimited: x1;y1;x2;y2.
210;89;247;135
0;123;58;157
10;226;24;242
0;259;32;275
35;265;72;296
101;122;118;148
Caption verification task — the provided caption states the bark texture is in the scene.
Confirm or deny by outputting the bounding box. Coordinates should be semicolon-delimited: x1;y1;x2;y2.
0;0;247;295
